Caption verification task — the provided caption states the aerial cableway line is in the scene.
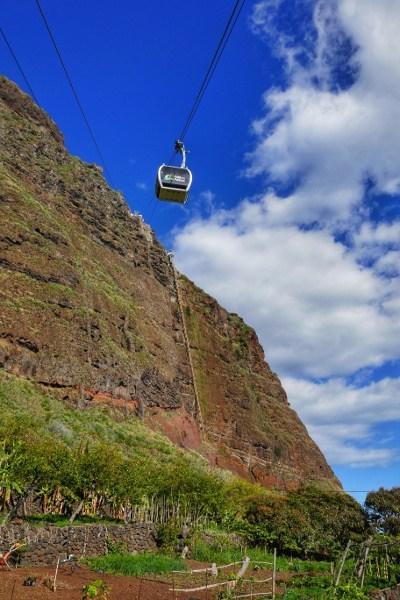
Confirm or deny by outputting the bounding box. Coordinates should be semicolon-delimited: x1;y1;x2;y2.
155;0;246;204
178;0;246;142
0;26;39;104
34;0;112;182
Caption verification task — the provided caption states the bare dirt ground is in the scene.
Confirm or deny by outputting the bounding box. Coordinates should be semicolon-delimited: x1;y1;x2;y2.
1;565;170;600
0;563;286;600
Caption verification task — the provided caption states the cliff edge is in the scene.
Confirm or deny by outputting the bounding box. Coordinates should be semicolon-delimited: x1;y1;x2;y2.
0;77;340;490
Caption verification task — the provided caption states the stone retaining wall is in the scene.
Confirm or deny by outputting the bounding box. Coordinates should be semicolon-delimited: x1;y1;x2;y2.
371;585;400;600
0;522;156;566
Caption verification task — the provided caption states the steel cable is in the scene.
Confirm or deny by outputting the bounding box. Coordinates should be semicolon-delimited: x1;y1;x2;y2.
0;26;39;104
34;0;112;182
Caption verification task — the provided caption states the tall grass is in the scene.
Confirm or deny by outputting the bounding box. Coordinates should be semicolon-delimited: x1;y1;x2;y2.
191;534;331;574
86;552;186;576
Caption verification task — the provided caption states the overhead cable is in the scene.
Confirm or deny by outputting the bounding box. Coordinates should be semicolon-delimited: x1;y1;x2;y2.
0;26;39;104
178;0;246;141
34;0;112;181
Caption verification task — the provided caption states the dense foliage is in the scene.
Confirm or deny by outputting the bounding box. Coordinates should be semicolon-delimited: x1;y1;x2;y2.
0;370;378;562
365;487;400;535
0;371;247;522
230;486;367;558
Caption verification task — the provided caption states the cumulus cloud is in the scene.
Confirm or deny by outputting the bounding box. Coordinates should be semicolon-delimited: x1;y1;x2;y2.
174;204;399;378
198;190;217;214
352;222;400;267
284;376;400;466
172;0;400;468
246;0;400;228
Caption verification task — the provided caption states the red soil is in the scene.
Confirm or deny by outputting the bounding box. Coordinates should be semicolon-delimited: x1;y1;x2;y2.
0;563;285;600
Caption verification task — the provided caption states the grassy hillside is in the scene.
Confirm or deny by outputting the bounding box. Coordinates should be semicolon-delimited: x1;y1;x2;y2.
0;370;368;562
0;370;255;521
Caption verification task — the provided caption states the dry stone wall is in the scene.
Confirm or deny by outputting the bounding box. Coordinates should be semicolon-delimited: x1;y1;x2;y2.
371;585;400;600
0;522;156;566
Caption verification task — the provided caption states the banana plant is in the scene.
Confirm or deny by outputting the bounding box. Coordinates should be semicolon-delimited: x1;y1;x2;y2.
0;441;23;515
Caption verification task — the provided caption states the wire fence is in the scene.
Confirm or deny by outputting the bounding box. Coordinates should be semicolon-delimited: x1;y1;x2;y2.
333;537;400;591
167;552;277;600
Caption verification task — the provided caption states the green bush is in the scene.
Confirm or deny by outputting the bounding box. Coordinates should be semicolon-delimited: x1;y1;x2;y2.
334;583;369;599
0;372;236;521
365;487;400;535
241;486;367;558
82;579;110;600
156;520;183;552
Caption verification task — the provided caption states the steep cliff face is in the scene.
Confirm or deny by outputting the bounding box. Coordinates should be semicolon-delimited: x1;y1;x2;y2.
0;77;339;490
179;277;337;488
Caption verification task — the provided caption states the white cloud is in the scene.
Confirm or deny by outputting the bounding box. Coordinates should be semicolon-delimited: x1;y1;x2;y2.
284;376;400;427
172;0;400;468
351;222;400;274
199;190;216;213
375;251;400;277
354;222;400;247
309;431;395;468
284;376;400;467
246;0;400;228
174;206;399;378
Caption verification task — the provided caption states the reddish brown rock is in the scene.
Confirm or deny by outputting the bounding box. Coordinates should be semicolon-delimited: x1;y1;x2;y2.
0;76;339;490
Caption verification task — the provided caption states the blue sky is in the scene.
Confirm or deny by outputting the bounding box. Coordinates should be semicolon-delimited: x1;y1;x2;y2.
2;0;399;503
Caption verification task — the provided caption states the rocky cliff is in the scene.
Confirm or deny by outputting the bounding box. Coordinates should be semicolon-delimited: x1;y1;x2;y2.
0;77;339;490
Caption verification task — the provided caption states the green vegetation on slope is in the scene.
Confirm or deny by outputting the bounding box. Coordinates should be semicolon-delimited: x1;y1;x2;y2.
0;371;368;560
0;370;246;521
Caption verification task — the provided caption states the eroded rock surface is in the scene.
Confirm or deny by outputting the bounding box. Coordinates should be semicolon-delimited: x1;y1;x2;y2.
0;76;339;490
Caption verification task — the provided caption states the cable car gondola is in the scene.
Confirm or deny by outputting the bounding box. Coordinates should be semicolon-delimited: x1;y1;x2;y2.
155;140;192;204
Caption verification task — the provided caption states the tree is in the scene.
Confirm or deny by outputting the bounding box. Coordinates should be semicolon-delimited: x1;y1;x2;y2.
365;487;400;535
242;486;368;558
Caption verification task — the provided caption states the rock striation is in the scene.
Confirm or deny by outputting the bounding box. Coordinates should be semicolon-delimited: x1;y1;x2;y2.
0;76;339;490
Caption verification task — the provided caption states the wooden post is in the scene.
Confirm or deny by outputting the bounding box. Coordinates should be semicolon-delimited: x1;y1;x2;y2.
334;540;351;589
69;499;84;524
385;544;389;581
272;547;277;600
205;567;209;600
237;557;251;579
52;557;60;592
10;580;16;600
360;539;372;589
137;576;143;600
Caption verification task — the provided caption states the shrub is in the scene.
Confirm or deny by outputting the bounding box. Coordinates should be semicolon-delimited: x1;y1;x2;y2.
241;485;368;558
82;579;110;600
334;583;369;599
365;487;400;535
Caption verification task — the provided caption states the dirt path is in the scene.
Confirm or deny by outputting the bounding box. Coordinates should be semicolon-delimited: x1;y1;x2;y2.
0;562;286;599
0;565;171;600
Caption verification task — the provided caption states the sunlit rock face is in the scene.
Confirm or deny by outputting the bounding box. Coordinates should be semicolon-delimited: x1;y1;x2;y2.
0;76;340;491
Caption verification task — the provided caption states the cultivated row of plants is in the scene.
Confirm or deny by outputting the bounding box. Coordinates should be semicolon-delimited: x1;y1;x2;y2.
84;528;400;599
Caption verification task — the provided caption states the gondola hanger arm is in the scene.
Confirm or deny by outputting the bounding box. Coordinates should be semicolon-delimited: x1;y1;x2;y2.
175;139;188;168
